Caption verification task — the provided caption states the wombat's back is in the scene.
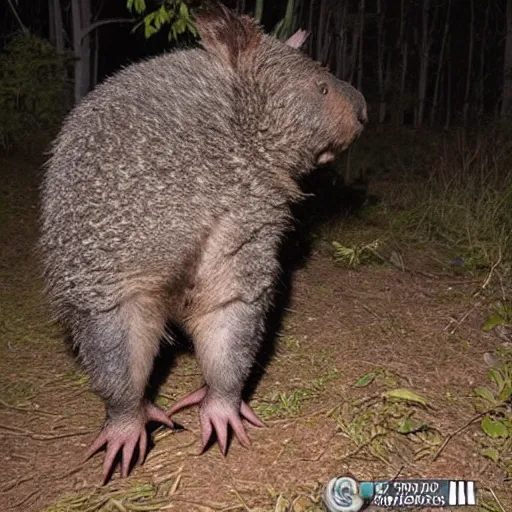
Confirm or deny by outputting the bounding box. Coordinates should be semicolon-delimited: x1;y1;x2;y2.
40;49;243;315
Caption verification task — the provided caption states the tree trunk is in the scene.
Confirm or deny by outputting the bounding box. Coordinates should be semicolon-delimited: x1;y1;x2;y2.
385;51;392;102
416;0;431;127
91;25;100;89
90;0;104;90
376;0;385;126
236;0;246;14
334;1;348;80
55;0;65;53
430;0;451;127
444;35;452;130
357;0;365;91
478;0;491;117
48;0;65;53
307;0;315;56
254;0;263;24
49;0;56;43
71;0;83;104
396;0;408;126
463;0;474;125
501;0;512;118
316;0;328;63
348;27;359;85
398;41;409;125
298;0;306;35
7;0;29;33
80;0;92;97
70;0;132;104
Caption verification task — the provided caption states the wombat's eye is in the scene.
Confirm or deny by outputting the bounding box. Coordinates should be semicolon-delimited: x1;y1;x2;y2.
318;82;329;95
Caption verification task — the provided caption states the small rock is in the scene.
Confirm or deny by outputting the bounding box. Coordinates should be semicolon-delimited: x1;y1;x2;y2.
483;352;498;367
496;325;512;342
292;496;317;512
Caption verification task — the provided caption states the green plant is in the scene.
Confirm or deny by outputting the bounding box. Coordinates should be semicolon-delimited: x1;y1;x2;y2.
331;239;383;267
333;371;441;463
386;128;512;271
483;301;512;332
353;367;401;389
127;0;198;41
473;349;512;476
252;368;339;420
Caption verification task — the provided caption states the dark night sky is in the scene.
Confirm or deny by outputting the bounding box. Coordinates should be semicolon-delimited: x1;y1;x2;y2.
0;1;508;117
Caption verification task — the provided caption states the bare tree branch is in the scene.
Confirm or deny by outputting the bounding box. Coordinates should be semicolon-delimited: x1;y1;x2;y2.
81;18;134;41
7;0;29;34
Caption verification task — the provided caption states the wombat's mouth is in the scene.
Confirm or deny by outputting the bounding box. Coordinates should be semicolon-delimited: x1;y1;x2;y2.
316;142;349;166
316;149;336;166
316;123;365;165
316;140;358;165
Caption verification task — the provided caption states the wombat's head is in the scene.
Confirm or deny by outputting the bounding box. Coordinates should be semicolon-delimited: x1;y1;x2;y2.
196;3;367;171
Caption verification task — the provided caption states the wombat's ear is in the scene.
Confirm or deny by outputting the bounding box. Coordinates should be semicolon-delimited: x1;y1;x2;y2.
284;29;310;50
194;2;263;69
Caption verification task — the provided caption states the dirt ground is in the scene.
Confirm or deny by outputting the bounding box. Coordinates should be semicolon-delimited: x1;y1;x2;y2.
0;148;510;512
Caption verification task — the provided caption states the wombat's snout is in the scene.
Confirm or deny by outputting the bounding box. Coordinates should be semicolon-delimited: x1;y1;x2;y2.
338;80;368;131
356;99;368;127
349;90;367;146
351;88;368;130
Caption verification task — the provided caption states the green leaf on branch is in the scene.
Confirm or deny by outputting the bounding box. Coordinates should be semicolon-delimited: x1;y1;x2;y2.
179;2;190;19
127;0;199;41
127;0;146;14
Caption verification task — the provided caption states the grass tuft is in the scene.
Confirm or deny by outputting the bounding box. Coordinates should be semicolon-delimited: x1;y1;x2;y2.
386;128;512;271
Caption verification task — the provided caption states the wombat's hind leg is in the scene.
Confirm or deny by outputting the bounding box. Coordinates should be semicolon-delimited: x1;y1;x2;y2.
170;301;266;454
74;293;173;481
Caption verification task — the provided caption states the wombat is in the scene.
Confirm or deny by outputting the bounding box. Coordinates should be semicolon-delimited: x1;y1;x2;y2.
39;3;367;481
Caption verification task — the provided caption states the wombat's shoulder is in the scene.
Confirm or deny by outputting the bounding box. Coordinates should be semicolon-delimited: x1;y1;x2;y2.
51;46;236;158
88;48;231;103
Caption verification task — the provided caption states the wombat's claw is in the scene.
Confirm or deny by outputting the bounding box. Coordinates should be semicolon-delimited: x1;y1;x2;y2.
167;386;208;415
85;404;174;482
168;386;265;454
199;408;250;454
240;401;265;428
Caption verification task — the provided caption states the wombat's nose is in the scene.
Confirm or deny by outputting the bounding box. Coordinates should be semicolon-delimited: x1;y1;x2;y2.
353;90;368;126
336;80;368;127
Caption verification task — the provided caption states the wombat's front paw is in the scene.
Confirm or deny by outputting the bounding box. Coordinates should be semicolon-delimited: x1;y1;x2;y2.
85;403;174;482
168;386;265;454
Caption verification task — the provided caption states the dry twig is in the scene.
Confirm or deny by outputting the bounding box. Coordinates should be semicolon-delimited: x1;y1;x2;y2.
433;405;503;461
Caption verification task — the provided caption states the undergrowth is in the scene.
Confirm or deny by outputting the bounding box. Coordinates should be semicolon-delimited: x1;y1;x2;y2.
332;370;441;465
326;124;512;291
388;127;511;268
474;347;512;479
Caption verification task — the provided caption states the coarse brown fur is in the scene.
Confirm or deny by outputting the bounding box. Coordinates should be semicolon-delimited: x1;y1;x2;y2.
38;3;367;479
